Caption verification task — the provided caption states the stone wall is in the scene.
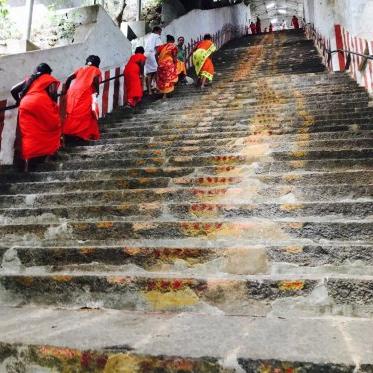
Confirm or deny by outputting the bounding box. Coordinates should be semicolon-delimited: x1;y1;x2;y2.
304;0;373;95
304;0;373;40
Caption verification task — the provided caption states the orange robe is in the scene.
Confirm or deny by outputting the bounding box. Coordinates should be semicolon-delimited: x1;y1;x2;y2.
18;74;61;160
124;53;147;107
63;65;102;140
156;43;178;94
194;40;216;81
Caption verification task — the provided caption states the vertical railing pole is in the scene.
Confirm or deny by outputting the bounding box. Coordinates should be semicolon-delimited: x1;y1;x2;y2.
24;0;34;41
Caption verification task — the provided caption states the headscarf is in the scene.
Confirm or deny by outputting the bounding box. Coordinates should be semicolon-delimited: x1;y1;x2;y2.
21;63;53;97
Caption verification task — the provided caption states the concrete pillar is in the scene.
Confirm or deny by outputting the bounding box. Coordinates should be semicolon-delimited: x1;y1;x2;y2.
24;0;34;41
136;0;142;21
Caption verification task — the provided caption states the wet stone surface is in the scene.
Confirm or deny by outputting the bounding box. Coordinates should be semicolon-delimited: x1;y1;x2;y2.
0;29;373;371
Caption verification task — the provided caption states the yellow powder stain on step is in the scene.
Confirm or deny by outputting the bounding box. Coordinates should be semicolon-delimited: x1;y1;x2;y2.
291;151;306;159
289;160;305;169
280;204;303;212
79;247;95;255
283;174;300;182
285;246;304;254
123;247;142;255
139;202;161;210
296;133;311;142
133;222;157;231
52;275;73;282
143;288;199;310
239;143;271;160
107;276;130;285
288;222;304;229
16;277;34;286
116;180;128;188
213;221;289;241
96;221;114;229
278;280;305;291
104;354;141;373
75;223;89;231
144;167;158;174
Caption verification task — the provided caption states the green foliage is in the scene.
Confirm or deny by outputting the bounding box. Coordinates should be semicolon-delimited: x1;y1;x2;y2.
0;0;20;42
0;0;9;18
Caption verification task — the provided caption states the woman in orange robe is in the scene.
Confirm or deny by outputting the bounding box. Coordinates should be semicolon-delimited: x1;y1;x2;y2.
63;55;102;141
124;47;147;108
156;34;179;98
192;34;217;89
11;63;61;171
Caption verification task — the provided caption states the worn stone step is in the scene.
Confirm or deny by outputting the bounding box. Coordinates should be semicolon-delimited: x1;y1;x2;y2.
66;131;373;154
6;242;373;275
1;272;373;316
104;115;373;133
255;158;373;174
1;201;371;224
0;183;371;210
272;148;373;161
1;168;371;196
121;108;369;127
1;219;372;243
104;113;373;131
1;307;372;371
100;120;373;138
62;139;373;161
96;125;373;145
51;145;373;166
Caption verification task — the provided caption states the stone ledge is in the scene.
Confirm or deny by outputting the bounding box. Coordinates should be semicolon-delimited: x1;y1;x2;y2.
0;306;373;371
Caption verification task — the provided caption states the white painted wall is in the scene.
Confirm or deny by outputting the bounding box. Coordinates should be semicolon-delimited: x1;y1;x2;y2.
0;3;251;166
133;3;251;50
304;0;373;40
0;5;132;165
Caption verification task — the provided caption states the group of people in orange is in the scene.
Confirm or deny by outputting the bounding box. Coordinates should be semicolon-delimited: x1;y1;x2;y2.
249;15;300;34
11;26;217;171
11;55;102;171
125;26;217;105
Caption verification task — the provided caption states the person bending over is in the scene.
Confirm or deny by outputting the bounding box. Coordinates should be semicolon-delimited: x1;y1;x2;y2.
11;63;61;172
63;55;102;142
124;46;147;108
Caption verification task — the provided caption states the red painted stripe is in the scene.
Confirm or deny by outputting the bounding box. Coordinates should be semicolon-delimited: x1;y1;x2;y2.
334;25;345;71
101;70;110;117
0;99;6;150
113;67;121;109
371;41;373;91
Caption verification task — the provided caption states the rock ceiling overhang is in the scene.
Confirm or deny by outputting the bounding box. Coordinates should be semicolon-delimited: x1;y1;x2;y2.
250;0;304;20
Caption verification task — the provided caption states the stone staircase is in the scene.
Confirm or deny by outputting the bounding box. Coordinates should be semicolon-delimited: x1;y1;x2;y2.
1;30;373;371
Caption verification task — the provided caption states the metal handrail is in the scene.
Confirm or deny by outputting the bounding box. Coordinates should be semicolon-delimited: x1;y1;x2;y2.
306;25;373;71
0;73;125;113
0;25;240;114
327;48;373;71
328;48;373;60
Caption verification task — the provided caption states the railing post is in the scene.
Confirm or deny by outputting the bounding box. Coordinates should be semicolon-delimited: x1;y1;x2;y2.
24;0;34;41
